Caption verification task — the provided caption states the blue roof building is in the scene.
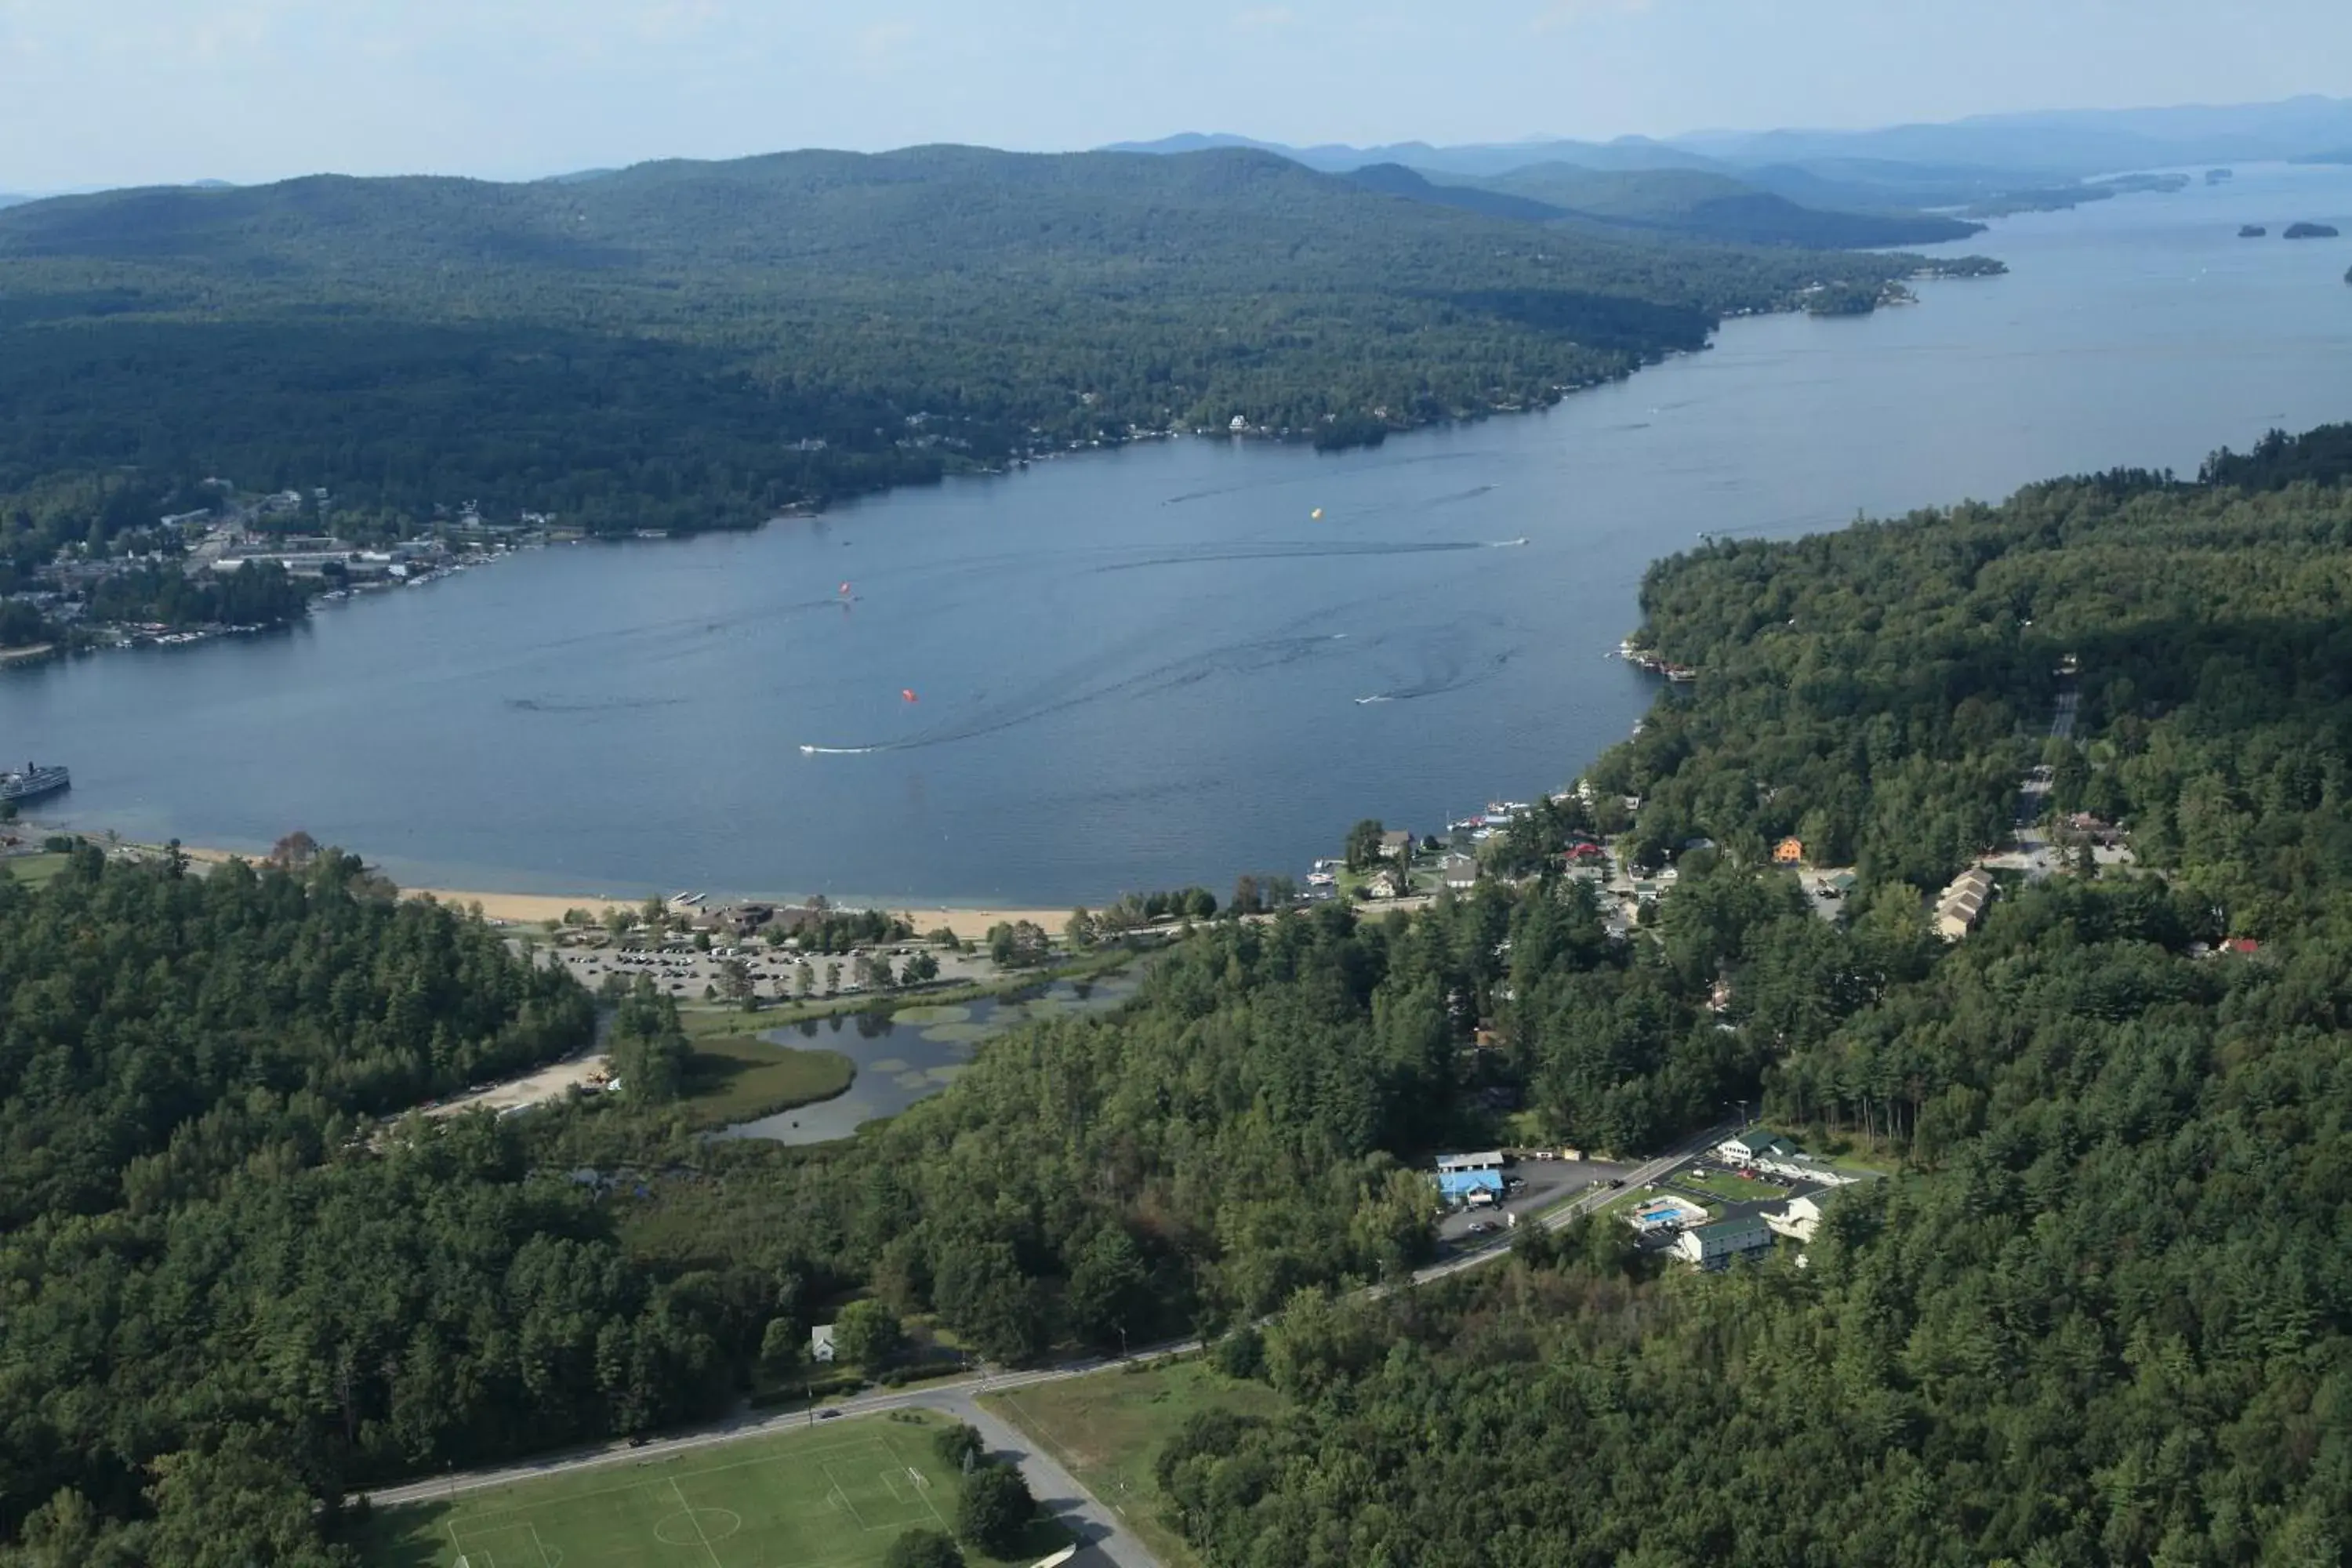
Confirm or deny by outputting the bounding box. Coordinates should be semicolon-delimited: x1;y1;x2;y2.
1436;1169;1505;1201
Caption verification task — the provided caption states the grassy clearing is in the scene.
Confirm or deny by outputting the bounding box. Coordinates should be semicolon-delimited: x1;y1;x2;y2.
672;1025;855;1129
1676;1167;1788;1203
349;1410;1062;1568
982;1359;1287;1568
1;852;69;888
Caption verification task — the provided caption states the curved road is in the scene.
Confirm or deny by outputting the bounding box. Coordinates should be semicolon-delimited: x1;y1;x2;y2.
361;1122;1730;1565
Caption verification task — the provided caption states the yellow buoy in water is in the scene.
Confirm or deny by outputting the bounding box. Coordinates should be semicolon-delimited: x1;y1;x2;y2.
1311;507;1324;521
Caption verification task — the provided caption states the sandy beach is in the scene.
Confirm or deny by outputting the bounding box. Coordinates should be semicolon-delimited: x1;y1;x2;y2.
402;884;1069;941
100;837;1072;940
397;884;1068;945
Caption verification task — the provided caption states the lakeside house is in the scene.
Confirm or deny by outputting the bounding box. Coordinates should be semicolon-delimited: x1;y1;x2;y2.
1442;852;1481;891
1378;829;1414;862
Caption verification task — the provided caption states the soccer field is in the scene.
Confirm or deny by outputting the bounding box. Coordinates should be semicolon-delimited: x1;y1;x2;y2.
354;1414;1051;1568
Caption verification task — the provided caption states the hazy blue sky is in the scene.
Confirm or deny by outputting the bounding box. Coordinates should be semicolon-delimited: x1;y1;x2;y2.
2;0;2345;188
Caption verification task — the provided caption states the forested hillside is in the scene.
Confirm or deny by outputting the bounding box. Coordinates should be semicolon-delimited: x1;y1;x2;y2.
1449;162;1987;249
1152;429;2352;1566
0;145;1983;543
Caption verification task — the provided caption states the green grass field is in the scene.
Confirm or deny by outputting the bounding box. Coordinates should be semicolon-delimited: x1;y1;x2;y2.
1676;1167;1787;1203
353;1414;1054;1568
0;852;70;888
982;1360;1287;1568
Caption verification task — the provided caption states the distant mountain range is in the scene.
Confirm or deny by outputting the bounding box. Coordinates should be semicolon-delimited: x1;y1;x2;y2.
1340;162;1980;249
1112;95;2352;180
1109;95;2352;243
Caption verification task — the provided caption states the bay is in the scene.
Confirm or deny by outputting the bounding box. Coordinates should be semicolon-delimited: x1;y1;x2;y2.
5;162;2350;907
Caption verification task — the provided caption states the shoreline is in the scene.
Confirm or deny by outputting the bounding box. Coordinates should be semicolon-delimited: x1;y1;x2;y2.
92;839;1073;942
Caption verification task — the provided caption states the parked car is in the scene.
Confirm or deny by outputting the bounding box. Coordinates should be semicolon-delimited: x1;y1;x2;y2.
1465;1221;1495;1236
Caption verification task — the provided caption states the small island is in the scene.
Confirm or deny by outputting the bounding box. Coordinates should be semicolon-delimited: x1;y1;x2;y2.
2240;224;2267;238
2206;167;2234;184
2284;222;2341;240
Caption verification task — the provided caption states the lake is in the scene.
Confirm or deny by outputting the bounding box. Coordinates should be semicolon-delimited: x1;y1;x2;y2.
5;162;2350;906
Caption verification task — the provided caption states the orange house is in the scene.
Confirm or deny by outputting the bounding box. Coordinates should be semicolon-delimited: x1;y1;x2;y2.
1772;837;1806;866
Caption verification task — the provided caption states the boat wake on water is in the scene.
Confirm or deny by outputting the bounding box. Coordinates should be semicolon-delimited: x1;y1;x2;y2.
799;629;1356;756
1094;539;1496;573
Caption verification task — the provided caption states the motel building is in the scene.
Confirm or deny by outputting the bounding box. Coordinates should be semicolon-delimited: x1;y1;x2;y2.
1672;1214;1777;1270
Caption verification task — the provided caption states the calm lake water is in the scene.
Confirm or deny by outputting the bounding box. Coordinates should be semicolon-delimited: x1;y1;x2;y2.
722;971;1145;1143
6;163;2350;906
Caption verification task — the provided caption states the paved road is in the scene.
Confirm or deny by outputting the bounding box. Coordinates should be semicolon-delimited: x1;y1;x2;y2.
361;1120;1735;1564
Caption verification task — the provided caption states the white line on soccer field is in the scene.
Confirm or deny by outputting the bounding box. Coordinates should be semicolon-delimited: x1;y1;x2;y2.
670;1477;724;1568
880;1432;953;1533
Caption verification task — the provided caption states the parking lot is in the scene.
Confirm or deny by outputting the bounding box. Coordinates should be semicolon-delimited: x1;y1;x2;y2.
1434;1154;1635;1251
530;938;1003;1000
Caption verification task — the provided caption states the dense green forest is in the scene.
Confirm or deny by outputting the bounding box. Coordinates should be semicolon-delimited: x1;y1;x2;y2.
12;421;2352;1564
0;146;1988;546
1149;428;2352;1566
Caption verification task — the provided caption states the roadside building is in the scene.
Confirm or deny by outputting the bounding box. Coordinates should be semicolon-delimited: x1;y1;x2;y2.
810;1324;837;1363
1435;1169;1505;1204
1436;1150;1505;1174
1672;1214;1776;1269
1719;1128;1799;1165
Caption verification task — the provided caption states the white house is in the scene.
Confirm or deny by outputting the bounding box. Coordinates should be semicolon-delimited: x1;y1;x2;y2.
1672;1214;1775;1269
1766;1191;1837;1243
1442;853;1480;891
809;1324;837;1363
1719;1129;1799;1166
